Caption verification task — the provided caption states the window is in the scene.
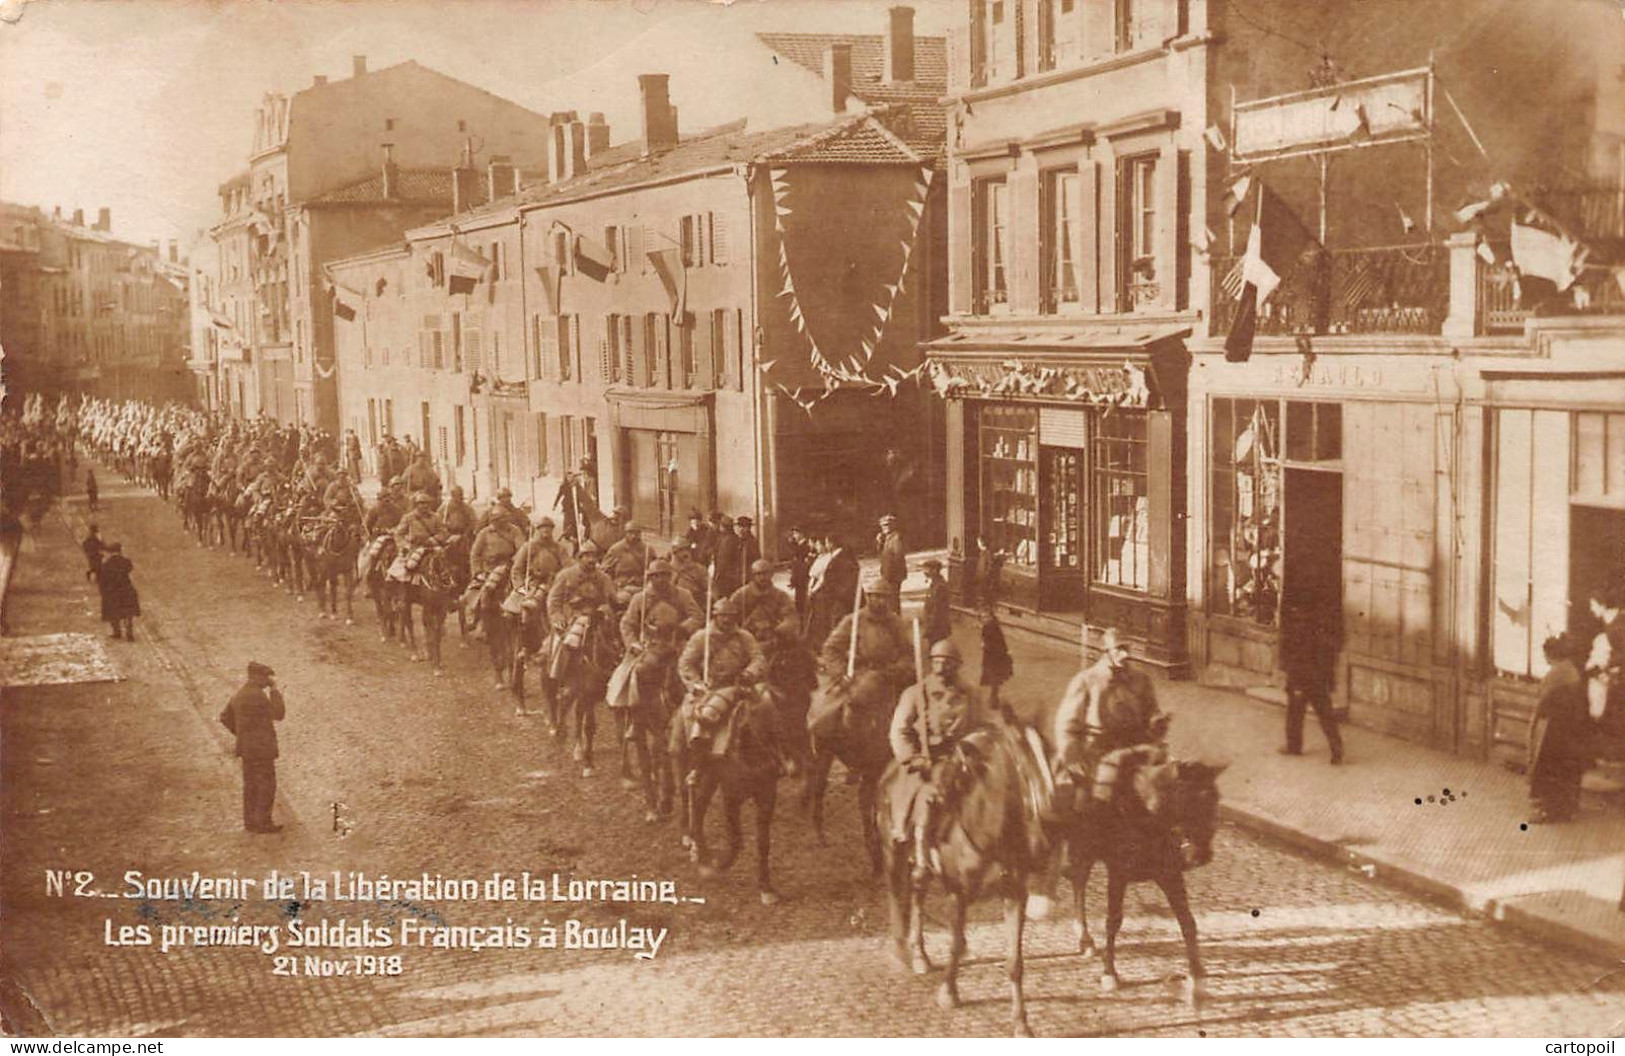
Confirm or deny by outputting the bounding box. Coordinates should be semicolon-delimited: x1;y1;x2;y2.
1115;0;1135;51
1120;154;1158;310
679;318;696;389
439;426;449;465
988;1;1009;81
1286;401;1341;463
491;330;503;378
489;242;504;282
973;179;1010;312
979;406;1038;569
1039;0;1077;70
385;118;395;131
464;327;482;376
1209;398;1282;624
560;415;576;472
535;314;555;379
1042;169;1081;312
1093;413;1149;590
553;232;570;273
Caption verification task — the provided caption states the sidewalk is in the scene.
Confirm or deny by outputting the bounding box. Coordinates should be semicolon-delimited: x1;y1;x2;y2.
913;603;1625;963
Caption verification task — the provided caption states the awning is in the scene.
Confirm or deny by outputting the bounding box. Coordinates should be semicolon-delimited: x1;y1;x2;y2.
922;324;1191;410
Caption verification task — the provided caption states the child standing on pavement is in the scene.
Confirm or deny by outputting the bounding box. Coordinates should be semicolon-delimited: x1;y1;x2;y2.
980;603;1014;717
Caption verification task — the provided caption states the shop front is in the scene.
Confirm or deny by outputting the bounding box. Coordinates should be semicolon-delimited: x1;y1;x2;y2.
605;388;715;539
928;329;1190;674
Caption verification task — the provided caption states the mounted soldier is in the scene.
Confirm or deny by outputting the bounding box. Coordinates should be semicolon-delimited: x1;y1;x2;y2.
668;538;708;599
1050;628;1170;812
815;580;915;730
545;539;616;651
506;514;567;650
403;450;442;505
732;559;798;649
486;487;525;535
463;509;527;630
604;522;651;604
387;491;451;584
440;485;477;538
675;597;772;777
888;639;987;881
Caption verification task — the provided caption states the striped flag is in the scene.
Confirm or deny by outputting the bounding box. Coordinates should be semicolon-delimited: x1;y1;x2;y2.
1339;261;1383;316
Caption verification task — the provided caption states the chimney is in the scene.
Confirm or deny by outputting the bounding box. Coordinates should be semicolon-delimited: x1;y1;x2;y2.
52;206;62;221
547;111;574;183
352;55;367;78
313;75;328;87
96;207;111;231
886;6;916;82
451;139;484;213
487;154;517;200
586;112;611;158
72;208;84;225
638;74;678;155
168;239;178;263
825;43;853;113
381;143;397;199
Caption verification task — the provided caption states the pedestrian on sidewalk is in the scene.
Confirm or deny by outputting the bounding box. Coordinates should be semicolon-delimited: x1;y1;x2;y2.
82;523;107;582
877;514;906;613
1279;601;1344;764
1527;633;1591;824
979;604;1013;714
96;542;140;642
85;467;99;512
921;558;950;647
219;661;286;834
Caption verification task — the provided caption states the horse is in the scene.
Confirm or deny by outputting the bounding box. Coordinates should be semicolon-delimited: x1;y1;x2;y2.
546;609;619;776
207;480;243;553
606;631;682;821
1050;756;1224;1005
672;686;787;905
803;668;910;874
390;543;461;674
462;564;515;689
876;721;1055;1037
359;533;399;642
305;515;362;623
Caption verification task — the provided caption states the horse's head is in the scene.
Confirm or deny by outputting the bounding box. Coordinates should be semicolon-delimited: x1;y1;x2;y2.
1136;760;1225;869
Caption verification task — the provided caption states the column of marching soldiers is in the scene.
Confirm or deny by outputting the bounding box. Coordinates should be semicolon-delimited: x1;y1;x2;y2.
51;391;1223;989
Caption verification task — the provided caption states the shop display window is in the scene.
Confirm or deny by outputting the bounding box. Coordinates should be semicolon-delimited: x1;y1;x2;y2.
980;406;1039;569
1093;412;1149;590
1042;448;1083;570
1210;398;1281;623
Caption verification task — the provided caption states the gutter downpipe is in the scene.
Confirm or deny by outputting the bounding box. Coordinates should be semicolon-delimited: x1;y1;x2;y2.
744;161;772;560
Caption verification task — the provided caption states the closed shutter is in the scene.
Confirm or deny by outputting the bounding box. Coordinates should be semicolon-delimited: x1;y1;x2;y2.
659;314;673;388
466;328;484;375
711;213;729;264
629;314;646;387
717;310;733;390
696;311;715;391
1039;407;1086;447
570;315;582;382
627;225;645;274
537;316;556;380
600;316;616;384
733;309;747;392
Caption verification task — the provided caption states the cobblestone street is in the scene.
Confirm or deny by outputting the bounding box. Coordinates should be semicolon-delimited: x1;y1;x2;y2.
3;476;1623;1038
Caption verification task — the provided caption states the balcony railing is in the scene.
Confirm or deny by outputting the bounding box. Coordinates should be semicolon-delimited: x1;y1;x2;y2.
1210;243;1449;338
1476;244;1625;333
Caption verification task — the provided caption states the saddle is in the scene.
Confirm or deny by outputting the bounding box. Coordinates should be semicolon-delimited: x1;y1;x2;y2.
687;685;755;758
549;613;595;680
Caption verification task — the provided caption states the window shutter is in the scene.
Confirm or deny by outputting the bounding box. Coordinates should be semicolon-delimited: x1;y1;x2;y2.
537;317;556;381
628;315;644;387
734;308;747;392
719;309;735;390
711;212;729;265
555;316;570;380
466;328;484;375
697;311;715;391
637;225;654;272
658;314;672;389
550;416;567;474
598;334;613;385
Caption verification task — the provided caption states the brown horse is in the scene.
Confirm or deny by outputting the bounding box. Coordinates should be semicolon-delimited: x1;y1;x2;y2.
390;543;461;674
547;610;619;776
803;668;911;874
876;721;1055;1037
306;516;362;623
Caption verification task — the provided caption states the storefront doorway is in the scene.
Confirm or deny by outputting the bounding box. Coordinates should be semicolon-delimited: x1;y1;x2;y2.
1283;466;1343;638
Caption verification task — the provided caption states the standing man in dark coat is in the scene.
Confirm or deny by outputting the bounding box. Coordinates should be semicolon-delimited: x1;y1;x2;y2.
97;542;140;641
734;516;762;586
82;523;107;582
85;467;99;512
219;661;286;833
1527;633;1591;824
877;514;906;614
921;557;951;647
786;526;814;625
683;510;716;568
712;514;741;596
1279;601;1344;764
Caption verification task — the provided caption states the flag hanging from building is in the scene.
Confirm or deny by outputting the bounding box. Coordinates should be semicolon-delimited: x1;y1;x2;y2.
574;234;614;283
1225;178;1316;363
447;242;490;296
1510;220;1582;292
333;297;357;321
647;247;686;317
534;266;561;315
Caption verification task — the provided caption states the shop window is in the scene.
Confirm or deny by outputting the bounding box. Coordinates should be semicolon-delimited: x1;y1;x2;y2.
1210;398;1282;623
973;179;1010;313
1286;401;1341;463
1042;169;1081;312
1093;412;1149;591
979;406;1038;569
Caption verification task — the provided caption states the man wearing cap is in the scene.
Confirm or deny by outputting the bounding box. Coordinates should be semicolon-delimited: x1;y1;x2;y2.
546;539;616;636
734;516;762;584
878;514;907;613
364;479;408;536
732;558;797;647
621;560;703;647
321;467;360;515
604;522;650;597
668;538;708;600
786;526;815;625
889;639;984;878
1051;629;1170;809
921;558;951;647
218;661;286;834
808;530;860;645
711;514;741;596
682;510;716;567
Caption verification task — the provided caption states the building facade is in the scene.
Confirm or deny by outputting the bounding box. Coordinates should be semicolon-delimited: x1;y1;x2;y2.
199;58;550;432
331;49;948;553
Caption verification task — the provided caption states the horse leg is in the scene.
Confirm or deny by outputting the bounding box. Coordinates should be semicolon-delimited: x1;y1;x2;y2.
858;771;883;877
754;782;778;905
885;840;914;974
907;868;931;975
1157;872;1205;1007
428;603;446;675
714;790;743;874
1100;870;1128;993
1004;891;1033;1037
691;770;719;871
618;709;639;791
1072;857;1098;957
1027;849;1063;921
486;611;507;688
577;689;597;776
937;894;969;1010
804;748;833;842
342;570;356;625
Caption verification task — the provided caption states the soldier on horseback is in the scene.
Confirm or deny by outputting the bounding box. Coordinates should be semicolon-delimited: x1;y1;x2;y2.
440;485;478;537
1050;628;1170;811
387;491;451;583
621;560;704;645
545;539;616;644
357;478;407;588
486;487;525;535
675;597;773;780
814;581;915;736
604;522;650;604
463;508;526;631
668;538;708;600
889;640;985;882
507;514;567;652
732;559;798;648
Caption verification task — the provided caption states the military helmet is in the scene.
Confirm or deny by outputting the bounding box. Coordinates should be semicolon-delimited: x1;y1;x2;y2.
498;487;513;500
578;540;601;556
648;559;673;576
712;597;739;617
412;491;433;506
750;558;773;576
532;513;555;528
929;640;963;663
